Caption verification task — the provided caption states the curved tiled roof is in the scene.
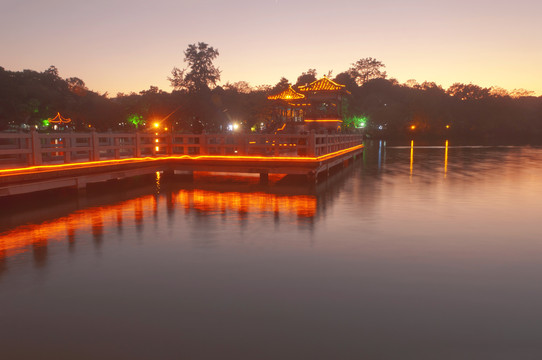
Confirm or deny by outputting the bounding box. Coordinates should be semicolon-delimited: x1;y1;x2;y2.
298;76;345;92
267;86;306;100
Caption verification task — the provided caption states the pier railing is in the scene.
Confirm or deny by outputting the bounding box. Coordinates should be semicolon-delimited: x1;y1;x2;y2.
0;130;363;167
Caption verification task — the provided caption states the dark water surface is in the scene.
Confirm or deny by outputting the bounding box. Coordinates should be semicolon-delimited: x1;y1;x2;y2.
2;142;542;359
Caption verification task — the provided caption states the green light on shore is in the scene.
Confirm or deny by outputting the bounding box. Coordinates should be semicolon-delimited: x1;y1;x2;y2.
346;115;368;128
127;114;144;129
41;119;50;127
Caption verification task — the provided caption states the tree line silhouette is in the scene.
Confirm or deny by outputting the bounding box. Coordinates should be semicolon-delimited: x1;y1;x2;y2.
1;42;541;144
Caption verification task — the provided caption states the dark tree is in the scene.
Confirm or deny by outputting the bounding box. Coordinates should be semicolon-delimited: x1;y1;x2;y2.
349;57;387;86
44;65;59;78
334;71;358;91
295;69;317;87
223;81;252;94
271;77;290;92
446;83;491;100
169;42;220;92
66;77;87;96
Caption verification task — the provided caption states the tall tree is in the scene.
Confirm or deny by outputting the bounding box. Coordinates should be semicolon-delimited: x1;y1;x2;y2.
349;57;387;86
334;71;358;91
169;42;220;92
44;65;59;78
271;77;290;92
295;69;317;87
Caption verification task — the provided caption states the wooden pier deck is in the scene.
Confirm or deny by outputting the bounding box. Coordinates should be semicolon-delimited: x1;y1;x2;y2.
0;130;363;197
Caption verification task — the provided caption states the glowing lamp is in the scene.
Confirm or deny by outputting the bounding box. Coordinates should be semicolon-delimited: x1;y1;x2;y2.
410;125;416;130
153;122;160;129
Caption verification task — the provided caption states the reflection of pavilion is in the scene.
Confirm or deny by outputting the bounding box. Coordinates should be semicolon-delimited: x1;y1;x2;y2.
268;77;349;133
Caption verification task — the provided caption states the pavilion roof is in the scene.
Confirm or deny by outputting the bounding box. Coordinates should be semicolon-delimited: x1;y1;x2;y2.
298;76;346;92
48;112;72;124
267;86;305;100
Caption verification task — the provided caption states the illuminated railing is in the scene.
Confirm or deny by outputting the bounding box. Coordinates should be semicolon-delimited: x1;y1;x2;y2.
0;130;363;167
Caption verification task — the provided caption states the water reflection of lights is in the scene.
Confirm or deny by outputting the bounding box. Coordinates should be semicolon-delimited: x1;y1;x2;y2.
410;140;414;180
444;140;449;178
186;190;315;217
0;190;316;262
377;140;386;170
407;140;449;180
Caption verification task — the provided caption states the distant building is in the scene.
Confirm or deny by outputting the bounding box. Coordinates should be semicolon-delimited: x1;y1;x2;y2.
267;76;349;133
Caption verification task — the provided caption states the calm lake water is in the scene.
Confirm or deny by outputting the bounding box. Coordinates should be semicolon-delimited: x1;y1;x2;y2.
2;141;542;359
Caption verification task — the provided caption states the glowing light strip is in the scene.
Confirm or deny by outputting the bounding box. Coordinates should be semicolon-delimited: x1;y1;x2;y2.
0;145;364;176
410;140;414;177
304;119;343;123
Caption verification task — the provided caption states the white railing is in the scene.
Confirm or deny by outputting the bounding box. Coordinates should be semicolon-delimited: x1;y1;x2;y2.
0;130;363;167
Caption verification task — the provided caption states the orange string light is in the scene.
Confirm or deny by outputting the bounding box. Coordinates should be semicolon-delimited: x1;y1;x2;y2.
304;119;343;123
0;145;364;176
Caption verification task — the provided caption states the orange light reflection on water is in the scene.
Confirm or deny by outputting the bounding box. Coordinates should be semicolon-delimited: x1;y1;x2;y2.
444;140;449;178
0;190;316;261
410;140;414;180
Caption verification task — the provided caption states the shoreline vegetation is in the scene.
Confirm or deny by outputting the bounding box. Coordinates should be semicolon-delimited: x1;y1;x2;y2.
2;44;541;146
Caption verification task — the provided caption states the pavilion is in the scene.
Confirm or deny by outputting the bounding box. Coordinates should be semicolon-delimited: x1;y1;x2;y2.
267;76;349;133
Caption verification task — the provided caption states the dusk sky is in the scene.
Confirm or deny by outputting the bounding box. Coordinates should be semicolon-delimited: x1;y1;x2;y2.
2;0;541;96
